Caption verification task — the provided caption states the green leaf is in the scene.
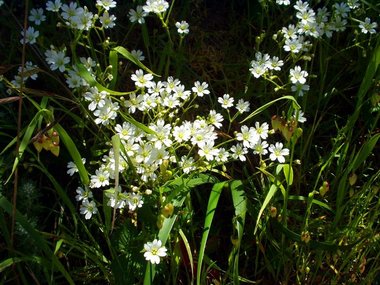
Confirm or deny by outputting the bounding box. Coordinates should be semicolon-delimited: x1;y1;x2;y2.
255;184;278;234
230;180;246;285
76;63;133;95
113;46;159;76
240;96;300;124
109;49;118;90
350;133;380;173
282;164;294;186
54;123;89;186
196;181;226;285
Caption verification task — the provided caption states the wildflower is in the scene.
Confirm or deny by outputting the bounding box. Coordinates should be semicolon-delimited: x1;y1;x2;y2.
93;99;119;125
333;2;350;18
129;6;147;24
268;56;284;71
90;168;110;188
192;81;210;97
235;99;250;113
289;66;308;84
281;24;298;39
99;11;116;29
253;139;269;156
207;110;224;129
28;8;46;25
96;0;117;11
249;61;267;78
46;0;62;12
20;27;39;45
143;0;169;15
175;21;190;35
276;0;290;5
218;94;234;109
143;239;167;264
75;186;93;202
268;142;289;163
198;141;219;161
164;76;180;93
66;68;86;89
61;2;80;20
80;199;98;219
331;16;347;32
215;147;229;163
67;158;86;176
236;125;259;148
293;110;307;123
283;38;303;53
255;122;269;140
84;87;108;111
131;49;145;61
45;48;70;72
115;122;136;141
179;156;196;174
291;82;310;96
131;69;154;88
359;18;378;35
70;8;93;31
231;144;248;162
127;192;144;211
18;61;38;80
172;124;191;143
294;1;309;13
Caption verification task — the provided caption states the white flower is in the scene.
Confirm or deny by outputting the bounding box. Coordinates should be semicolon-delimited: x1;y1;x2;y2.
131;49;145;61
93;99;119;125
131;69;154;88
218;94;234;109
143;0;169;15
283;38;303;53
268;142;289;163
67;158;86;176
46;0;62;12
45;48;70;72
236;125;259;148
289;66;308;84
254;122;269;140
20;27;39;45
192;81;210;97
129;6;147;24
293;110;307;123
80;199;98;220
175;21;189;35
99;11;116;29
90;168;110;188
235;99;250;113
84;87;108;111
359;17;378;35
333;2;350;18
127;192;144;211
75;186;93;202
28;8;46;25
253;139;268;156
276;0;290;5
96;0;117;11
291;82;310;96
179;156;196;174
207;110;224;129
268;56;284;71
198;141;219;161
143;239;167;264
231;143;248;162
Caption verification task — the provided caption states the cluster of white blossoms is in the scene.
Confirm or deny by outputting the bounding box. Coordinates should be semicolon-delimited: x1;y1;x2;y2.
250;1;378;98
21;1;117;45
67;67;296;222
